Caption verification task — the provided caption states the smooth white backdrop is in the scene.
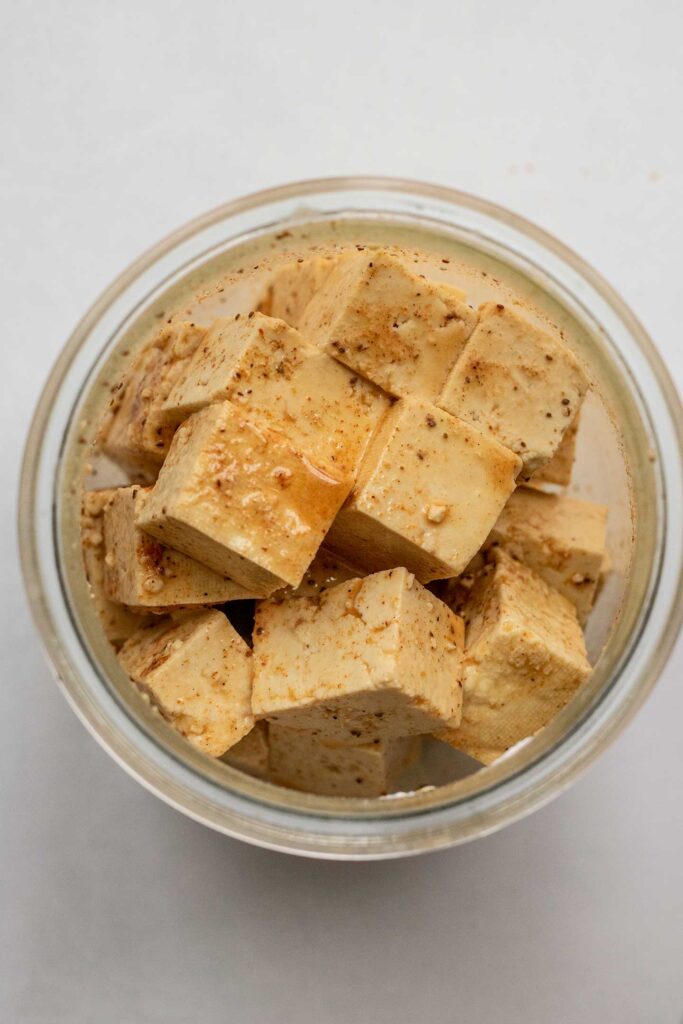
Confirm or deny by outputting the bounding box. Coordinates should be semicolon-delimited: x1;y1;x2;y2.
2;3;681;1022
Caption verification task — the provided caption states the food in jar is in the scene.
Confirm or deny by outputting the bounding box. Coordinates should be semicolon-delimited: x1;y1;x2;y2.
486;485;608;623
251;568;464;744
81;489;152;647
118;609;253;757
135;400;352;596
300;251;476;400
159;311;388;478
102;485;254;610
324;397;521;581
82;246;608;796
268;725;422;797
438;302;588;476
436;549;592;764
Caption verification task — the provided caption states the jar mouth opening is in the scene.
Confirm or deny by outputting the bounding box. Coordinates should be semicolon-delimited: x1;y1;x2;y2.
19;177;683;856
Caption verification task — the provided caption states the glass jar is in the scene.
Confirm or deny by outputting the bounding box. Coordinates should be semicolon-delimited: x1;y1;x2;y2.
19;178;683;859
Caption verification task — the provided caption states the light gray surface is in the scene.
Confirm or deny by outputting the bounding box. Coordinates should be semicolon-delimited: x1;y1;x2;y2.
1;3;682;1022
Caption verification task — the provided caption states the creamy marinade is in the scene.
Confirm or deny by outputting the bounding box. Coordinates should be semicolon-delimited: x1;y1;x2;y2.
63;216;632;796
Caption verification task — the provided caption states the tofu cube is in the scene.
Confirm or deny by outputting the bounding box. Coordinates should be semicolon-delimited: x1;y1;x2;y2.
438;303;589;475
100;320;206;476
437;550;591;764
100;344;167;478
221;721;270;778
268;726;422;797
488;486;608;622
103;486;254;610
531;410;580;486
256;254;345;328
300;251;478;400
81;489;151;647
160;312;389;478
325;398;522;582
136;401;352;596
118;610;254;756
252;568;464;744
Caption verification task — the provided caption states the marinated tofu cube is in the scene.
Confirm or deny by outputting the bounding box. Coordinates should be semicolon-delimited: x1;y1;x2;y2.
136;401;352;596
160;312;389;478
118;610;253;756
252;568;464;744
531;410;580;486
437;550;591;764
81;489;151;647
100;344;167;478
325;398;521;582
487;486;608;622
268;726;422;797
103;486;254;610
221;721;269;778
100;320;207;476
256;253;346;328
438;303;589;475
300;251;478;400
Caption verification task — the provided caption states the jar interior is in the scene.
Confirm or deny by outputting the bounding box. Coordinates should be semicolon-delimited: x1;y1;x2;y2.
56;208;656;812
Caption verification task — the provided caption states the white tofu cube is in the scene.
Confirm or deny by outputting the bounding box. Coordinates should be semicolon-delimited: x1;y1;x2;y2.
488;486;607;622
160;312;388;478
437;550;591;764
325;398;521;581
252;568;464;744
438;303;589;475
268;726;422;797
118;610;254;756
103;486;254;610
136;401;351;596
300;251;478;400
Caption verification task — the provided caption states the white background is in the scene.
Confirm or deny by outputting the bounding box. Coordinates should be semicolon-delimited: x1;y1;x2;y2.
2;2;682;1022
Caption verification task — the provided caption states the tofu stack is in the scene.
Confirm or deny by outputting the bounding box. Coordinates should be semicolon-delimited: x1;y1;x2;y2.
83;249;607;796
